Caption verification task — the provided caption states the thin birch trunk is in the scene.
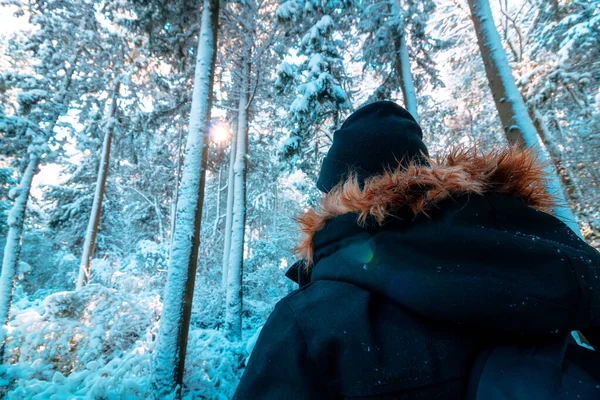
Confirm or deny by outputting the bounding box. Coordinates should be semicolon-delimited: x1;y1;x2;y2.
151;0;220;395
170;127;185;242
398;34;418;122
212;165;223;237
225;41;252;341
0;154;38;347
221;125;237;289
468;0;581;236
390;0;418;121
77;81;120;289
169;128;185;263
154;197;165;241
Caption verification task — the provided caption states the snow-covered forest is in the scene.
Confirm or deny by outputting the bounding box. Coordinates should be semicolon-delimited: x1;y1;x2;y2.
0;0;598;397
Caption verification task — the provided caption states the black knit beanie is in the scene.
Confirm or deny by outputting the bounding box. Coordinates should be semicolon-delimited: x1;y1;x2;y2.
317;101;429;193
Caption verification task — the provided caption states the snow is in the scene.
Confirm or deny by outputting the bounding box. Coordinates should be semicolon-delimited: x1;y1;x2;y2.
398;34;419;122
16;89;47;105
0;156;38;346
275;0;300;21
472;0;581;236
77;90;116;289
225;41;251;341
151;0;219;394
1;0;598;398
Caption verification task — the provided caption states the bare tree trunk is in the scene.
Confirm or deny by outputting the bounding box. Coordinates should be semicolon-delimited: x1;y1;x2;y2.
221;124;237;289
77;82;120;289
154;197;165;241
398;34;418;122
151;0;220;395
390;0;418;121
169;127;185;246
225;34;252;341
0;154;38;347
468;0;581;236
213;165;223;237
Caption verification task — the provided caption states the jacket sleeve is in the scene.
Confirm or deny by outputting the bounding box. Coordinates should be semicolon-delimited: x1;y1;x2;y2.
233;299;329;400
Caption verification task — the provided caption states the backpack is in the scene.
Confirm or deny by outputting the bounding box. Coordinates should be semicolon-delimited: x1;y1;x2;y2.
467;333;600;399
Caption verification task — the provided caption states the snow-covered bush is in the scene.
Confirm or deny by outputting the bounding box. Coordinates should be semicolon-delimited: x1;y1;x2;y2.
2;284;160;396
183;329;247;400
191;266;225;330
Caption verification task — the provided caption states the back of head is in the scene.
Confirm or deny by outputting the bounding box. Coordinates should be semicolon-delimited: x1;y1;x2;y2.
317;101;429;193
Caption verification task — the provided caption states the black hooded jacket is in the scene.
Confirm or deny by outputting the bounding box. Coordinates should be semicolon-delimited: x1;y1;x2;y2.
233;148;600;399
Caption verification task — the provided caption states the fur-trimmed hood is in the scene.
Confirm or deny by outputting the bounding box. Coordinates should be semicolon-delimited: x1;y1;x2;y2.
297;146;555;265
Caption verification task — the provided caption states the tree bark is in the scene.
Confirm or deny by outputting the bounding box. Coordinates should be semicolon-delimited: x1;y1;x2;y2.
467;0;581;236
169;127;185;248
398;34;418;122
0;154;38;346
390;0;418;121
225;35;252;341
76;81;120;289
212;165;223;237
151;0;220;395
222;122;237;289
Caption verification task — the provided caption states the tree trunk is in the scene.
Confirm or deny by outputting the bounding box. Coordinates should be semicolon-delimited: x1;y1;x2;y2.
467;0;581;236
169;127;185;245
225;41;252;341
0;154;38;347
213;165;223;237
76;82;120;289
151;0;220;395
221;123;237;289
390;0;418;121
398;34;418;122
154;197;165;241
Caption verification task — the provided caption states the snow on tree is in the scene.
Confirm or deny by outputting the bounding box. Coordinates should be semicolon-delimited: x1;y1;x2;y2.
494;0;600;245
467;0;580;235
276;0;353;173
77;82;120;289
0;0;599;398
151;0;221;395
357;0;439;118
0;152;37;347
222;123;237;290
0;0;89;347
224;3;254;341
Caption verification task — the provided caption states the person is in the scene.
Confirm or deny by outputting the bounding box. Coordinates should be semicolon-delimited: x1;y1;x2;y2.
233;101;600;399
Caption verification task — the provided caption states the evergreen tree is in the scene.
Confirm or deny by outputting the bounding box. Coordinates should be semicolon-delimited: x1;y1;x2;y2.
276;0;353;175
357;0;439;120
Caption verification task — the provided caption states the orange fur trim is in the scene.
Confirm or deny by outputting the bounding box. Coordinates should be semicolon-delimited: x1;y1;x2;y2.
296;146;554;266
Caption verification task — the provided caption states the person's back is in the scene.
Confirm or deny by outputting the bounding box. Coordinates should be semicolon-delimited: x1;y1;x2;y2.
233;101;600;399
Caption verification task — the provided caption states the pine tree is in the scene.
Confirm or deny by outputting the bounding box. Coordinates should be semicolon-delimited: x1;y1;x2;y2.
357;0;439;118
276;0;353;174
